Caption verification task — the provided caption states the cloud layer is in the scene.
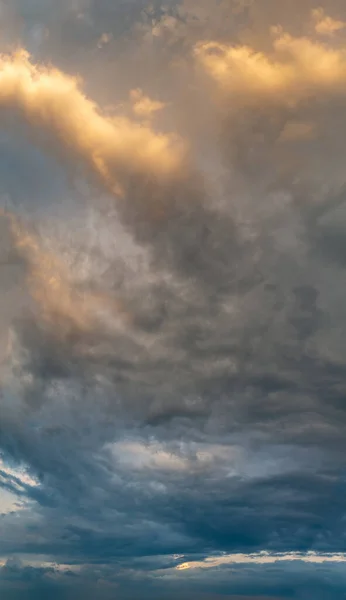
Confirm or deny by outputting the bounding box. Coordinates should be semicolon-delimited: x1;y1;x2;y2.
1;1;346;598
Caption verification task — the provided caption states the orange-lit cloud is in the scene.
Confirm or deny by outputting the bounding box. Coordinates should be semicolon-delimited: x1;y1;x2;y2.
0;49;185;199
195;28;346;104
311;7;346;36
130;88;166;119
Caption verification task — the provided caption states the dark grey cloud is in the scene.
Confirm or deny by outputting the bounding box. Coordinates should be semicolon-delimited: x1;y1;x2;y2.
2;555;346;600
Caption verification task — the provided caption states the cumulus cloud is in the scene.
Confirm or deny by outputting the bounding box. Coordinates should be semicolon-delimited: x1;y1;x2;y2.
0;49;184;198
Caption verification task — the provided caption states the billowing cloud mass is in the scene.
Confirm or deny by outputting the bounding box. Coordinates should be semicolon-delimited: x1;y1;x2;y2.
0;48;184;196
1;1;346;599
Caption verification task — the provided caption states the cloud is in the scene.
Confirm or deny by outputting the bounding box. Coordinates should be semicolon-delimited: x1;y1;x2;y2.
2;2;346;600
1;210;130;339
0;49;184;199
278;121;315;142
130;88;166;119
195;28;346;104
176;550;346;570
0;488;24;515
311;7;346;36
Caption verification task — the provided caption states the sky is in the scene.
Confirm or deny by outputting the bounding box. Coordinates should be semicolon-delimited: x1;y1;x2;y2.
2;0;346;598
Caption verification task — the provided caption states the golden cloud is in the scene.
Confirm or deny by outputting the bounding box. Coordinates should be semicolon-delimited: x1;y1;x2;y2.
130;88;166;119
312;7;346;36
195;28;346;104
0;49;185;198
